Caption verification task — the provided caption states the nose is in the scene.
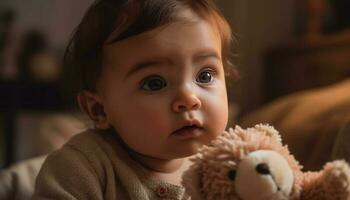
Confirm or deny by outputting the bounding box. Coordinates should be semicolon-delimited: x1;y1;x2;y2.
256;163;270;175
172;85;202;112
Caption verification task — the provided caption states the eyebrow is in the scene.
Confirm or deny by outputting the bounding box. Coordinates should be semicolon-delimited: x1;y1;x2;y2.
193;50;221;63
124;49;221;80
124;59;168;80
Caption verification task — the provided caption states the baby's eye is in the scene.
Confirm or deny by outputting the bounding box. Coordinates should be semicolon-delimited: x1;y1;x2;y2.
140;76;167;91
196;69;216;84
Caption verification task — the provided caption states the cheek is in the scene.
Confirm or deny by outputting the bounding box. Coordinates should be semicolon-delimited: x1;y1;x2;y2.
109;97;171;133
135;105;169;130
205;84;229;131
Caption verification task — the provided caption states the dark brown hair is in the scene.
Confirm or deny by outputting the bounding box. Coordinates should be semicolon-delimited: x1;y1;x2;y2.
64;0;235;93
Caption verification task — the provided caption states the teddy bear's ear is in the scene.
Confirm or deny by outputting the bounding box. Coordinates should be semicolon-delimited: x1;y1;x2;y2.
254;124;282;144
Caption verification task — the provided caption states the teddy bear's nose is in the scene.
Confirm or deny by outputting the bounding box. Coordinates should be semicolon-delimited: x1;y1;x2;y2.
256;163;270;175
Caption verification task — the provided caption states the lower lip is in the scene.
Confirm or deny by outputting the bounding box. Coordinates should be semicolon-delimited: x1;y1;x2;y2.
172;127;203;139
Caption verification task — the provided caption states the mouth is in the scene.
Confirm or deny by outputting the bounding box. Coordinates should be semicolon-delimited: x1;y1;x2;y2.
172;122;203;139
265;181;289;200
266;190;289;200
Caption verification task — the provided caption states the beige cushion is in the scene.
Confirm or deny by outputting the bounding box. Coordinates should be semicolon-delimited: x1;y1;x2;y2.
240;79;350;170
0;155;46;200
332;121;350;162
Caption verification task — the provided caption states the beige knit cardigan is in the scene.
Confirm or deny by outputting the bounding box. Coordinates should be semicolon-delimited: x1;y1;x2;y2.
33;129;189;200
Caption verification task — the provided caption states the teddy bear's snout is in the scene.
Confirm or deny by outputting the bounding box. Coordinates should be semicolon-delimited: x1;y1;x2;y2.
256;163;283;192
234;150;294;200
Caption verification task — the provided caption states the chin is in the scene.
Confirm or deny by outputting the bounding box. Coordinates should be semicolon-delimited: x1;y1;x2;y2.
173;142;204;158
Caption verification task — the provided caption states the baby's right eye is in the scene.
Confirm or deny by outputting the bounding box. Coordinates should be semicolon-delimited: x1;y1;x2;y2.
140;76;167;91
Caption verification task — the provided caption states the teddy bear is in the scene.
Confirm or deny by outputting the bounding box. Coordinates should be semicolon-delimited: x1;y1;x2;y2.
182;124;350;200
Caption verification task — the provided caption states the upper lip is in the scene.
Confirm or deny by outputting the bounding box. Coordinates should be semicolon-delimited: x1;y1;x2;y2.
183;118;202;127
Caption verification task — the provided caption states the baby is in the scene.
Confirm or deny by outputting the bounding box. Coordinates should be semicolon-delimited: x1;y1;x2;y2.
33;0;235;199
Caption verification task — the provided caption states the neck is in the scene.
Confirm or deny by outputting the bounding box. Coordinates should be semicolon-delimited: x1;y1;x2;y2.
111;129;185;173
129;150;185;173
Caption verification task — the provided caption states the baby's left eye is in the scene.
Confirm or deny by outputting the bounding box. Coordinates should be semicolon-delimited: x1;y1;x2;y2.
196;69;215;83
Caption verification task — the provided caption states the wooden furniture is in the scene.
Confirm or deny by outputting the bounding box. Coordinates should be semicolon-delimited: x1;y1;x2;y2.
0;81;66;168
264;32;350;102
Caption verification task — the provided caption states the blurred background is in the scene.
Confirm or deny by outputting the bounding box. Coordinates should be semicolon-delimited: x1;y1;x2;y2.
0;0;349;172
0;0;94;169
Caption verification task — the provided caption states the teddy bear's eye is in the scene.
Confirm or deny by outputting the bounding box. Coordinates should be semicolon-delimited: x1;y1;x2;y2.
227;169;236;181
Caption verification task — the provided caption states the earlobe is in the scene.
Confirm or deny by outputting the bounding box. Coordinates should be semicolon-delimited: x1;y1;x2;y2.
77;91;111;130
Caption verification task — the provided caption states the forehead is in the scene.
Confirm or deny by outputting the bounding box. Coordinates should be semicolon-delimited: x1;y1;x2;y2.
102;18;222;67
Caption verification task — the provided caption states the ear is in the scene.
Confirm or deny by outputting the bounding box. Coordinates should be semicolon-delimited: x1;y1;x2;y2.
254;124;282;144
77;91;111;130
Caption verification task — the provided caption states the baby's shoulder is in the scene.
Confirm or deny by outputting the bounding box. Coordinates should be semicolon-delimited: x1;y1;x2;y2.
34;130;118;199
39;129;123;183
60;129;119;162
66;129;106;148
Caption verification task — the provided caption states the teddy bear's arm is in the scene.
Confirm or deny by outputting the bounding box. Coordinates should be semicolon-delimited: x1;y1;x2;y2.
300;160;350;200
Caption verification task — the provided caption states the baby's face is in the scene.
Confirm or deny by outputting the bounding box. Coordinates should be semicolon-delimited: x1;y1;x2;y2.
99;14;228;159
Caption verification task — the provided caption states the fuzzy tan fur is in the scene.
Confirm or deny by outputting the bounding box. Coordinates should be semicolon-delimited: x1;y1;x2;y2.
182;124;350;200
